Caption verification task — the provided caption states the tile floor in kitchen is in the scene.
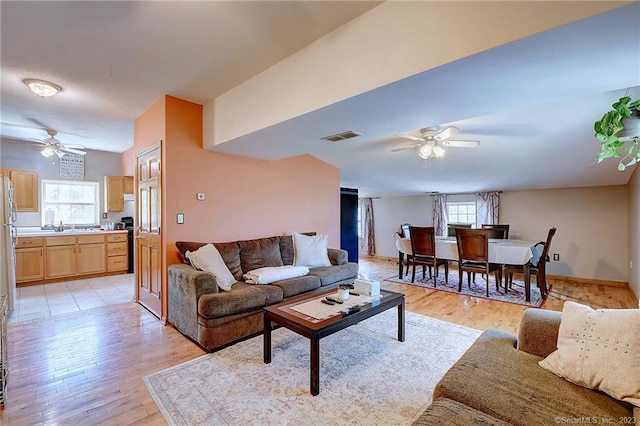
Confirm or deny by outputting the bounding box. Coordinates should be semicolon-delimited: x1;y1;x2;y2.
8;273;135;323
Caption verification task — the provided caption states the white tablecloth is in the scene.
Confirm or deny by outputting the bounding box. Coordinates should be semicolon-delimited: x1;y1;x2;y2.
399;237;537;265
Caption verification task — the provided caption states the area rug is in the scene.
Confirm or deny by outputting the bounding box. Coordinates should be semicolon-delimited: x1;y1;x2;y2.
387;269;546;307
144;310;481;425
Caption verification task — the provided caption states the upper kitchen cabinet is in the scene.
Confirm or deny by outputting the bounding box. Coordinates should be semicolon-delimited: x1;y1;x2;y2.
124;176;134;194
104;175;124;212
1;168;38;211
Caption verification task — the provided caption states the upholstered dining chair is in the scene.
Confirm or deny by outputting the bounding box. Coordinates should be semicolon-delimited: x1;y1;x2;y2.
409;226;449;285
447;223;472;237
481;224;510;239
504;227;556;298
455;228;502;297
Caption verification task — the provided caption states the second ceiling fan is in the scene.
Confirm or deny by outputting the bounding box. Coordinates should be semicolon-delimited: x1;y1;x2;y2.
393;126;480;159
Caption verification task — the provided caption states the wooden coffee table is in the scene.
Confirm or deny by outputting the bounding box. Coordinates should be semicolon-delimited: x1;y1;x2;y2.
263;288;405;396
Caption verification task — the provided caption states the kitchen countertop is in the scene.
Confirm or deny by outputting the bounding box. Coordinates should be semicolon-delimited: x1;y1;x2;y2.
17;229;128;238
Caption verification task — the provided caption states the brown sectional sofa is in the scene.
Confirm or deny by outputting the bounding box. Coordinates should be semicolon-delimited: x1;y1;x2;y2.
168;234;358;351
414;308;635;425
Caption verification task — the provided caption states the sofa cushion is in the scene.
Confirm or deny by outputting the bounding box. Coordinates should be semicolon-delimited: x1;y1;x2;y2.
214;242;243;280
185;244;236;291
176;241;207;263
238;236;283;273
308;263;358;287
175;241;243;280
280;232;316;265
433;328;634;426
198;282;283;319
413;398;510;426
270;275;321;298
293;232;331;267
539;301;640;406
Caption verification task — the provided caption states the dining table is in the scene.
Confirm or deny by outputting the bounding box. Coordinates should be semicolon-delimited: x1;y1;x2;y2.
397;236;542;302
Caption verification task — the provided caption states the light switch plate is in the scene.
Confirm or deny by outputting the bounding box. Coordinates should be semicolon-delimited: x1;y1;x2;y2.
197;193;205;201
177;213;184;224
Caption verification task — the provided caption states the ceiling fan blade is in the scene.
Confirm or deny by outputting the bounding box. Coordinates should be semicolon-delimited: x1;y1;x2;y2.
62;147;87;155
391;144;421;152
29;138;47;144
8;140;45;147
396;134;424;142
434;126;460;140
440;140;480;148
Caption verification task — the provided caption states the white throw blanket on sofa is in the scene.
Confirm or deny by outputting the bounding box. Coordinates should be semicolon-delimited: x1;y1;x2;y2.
243;265;310;285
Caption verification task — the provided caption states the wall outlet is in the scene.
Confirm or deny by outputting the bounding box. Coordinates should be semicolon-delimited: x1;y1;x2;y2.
553;253;560;261
177;213;184;224
102;212;108;219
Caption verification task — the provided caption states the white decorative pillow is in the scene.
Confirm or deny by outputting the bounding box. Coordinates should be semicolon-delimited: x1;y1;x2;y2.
293;231;331;268
538;301;640;406
185;244;236;291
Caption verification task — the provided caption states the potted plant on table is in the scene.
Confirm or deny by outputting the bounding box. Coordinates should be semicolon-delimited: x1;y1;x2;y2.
594;95;640;171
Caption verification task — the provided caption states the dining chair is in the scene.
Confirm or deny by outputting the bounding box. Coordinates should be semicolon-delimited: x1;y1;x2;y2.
455;228;502;297
401;223;411;239
447;223;472;237
481;224;510;239
409;226;449;285
394;232;412;277
504;227;556;297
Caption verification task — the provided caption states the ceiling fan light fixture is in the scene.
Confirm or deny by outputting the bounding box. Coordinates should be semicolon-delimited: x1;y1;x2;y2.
41;146;54;157
418;144;433;159
23;78;62;98
433;146;445;157
54;149;65;158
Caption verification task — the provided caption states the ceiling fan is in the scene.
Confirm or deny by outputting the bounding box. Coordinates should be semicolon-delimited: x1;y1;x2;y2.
12;129;87;158
392;126;480;160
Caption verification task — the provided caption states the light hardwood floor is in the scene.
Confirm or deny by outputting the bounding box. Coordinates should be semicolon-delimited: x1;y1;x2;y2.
1;257;636;424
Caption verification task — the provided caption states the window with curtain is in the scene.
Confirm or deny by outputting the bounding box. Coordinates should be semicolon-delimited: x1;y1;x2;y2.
447;201;476;225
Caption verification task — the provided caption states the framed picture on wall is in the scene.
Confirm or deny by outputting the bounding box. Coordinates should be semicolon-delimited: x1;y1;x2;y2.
60;153;85;179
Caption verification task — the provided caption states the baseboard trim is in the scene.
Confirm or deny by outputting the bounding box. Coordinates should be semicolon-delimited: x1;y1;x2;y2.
546;274;629;289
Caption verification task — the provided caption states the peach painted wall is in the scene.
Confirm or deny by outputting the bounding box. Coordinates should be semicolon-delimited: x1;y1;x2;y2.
163;96;340;268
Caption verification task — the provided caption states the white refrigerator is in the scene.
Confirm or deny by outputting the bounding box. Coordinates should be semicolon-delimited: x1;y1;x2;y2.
0;177;17;311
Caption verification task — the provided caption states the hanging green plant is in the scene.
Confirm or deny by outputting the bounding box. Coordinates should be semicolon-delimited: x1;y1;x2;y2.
594;96;640;171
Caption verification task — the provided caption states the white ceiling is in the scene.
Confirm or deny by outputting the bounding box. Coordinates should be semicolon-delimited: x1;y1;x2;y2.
1;1;639;198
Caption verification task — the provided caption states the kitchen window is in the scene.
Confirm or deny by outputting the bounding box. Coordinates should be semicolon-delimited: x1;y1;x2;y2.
41;180;100;226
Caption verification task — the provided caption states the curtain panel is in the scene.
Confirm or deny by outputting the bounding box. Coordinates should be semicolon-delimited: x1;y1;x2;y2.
433;194;448;237
359;198;375;255
476;192;500;227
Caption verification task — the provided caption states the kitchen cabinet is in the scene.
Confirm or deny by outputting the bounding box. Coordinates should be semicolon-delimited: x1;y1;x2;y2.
124;176;134;194
16;231;126;284
104;175;124;212
15;237;44;282
0;168;38;212
45;234;106;279
77;238;107;274
106;233;128;272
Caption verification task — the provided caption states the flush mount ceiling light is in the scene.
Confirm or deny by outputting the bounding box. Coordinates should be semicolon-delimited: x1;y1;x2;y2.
23;78;62;98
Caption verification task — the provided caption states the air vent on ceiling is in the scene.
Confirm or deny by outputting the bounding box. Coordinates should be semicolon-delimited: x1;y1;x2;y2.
321;130;362;142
